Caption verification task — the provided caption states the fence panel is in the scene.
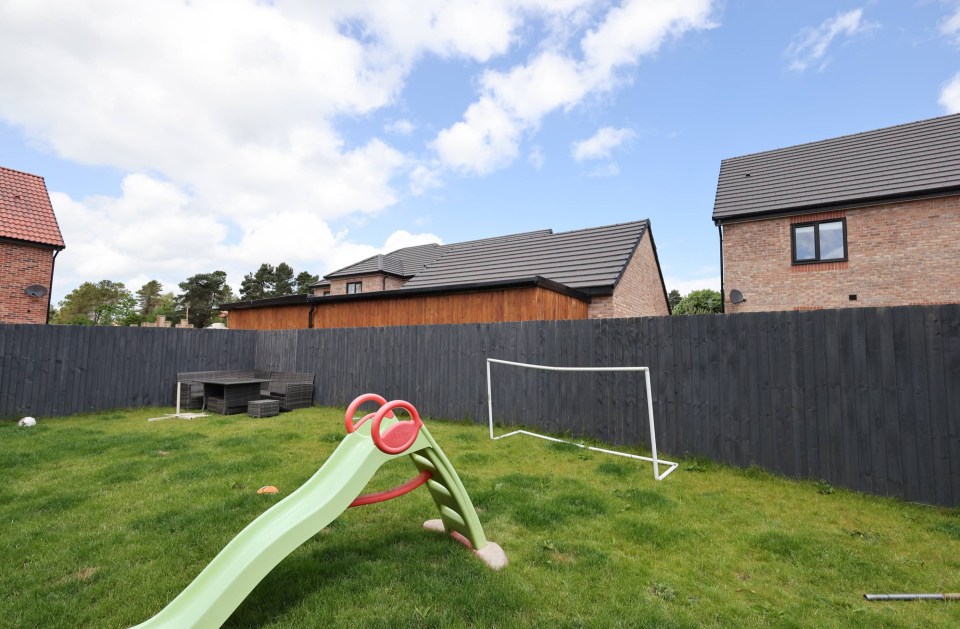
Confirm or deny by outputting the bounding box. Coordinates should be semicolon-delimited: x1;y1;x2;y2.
1;304;957;506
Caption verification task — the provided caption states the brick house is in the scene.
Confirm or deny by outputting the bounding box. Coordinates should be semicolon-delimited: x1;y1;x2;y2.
223;220;670;329
713;113;960;313
0;167;65;324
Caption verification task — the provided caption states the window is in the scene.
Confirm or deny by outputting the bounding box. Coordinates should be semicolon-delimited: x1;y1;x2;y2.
346;282;362;294
791;219;846;264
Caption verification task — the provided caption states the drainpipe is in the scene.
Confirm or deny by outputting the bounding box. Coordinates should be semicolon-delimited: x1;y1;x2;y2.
45;248;61;324
717;224;725;314
308;301;316;329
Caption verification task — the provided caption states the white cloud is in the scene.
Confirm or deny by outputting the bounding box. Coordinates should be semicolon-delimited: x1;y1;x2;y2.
432;96;523;174
431;0;716;175
941;5;960;43
385;119;416;135
528;146;545;170
49;174;440;301
382;230;443;251
0;0;718;301
664;275;721;295
409;163;444;196
332;0;573;64
572;126;636;161
587;163;621;178
940;72;960;113
785;8;876;72
0;1;546;300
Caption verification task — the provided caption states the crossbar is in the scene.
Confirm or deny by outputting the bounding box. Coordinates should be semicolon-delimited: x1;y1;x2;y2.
486;358;678;481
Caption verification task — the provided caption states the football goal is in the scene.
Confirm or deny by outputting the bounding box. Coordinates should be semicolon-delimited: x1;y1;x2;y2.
485;358;678;481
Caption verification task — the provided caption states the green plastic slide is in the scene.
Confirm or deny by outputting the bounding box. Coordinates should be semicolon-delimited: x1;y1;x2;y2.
132;395;504;629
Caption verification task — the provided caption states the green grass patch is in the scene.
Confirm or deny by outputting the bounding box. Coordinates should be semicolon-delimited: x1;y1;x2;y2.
1;407;958;628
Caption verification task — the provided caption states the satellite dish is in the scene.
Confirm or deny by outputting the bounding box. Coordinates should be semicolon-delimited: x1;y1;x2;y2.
729;289;745;304
24;284;48;298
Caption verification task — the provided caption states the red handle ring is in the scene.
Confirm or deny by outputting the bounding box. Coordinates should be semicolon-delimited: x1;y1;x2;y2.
344;393;393;433
371;400;423;455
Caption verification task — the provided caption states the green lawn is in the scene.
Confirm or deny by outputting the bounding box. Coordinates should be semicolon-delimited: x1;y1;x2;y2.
1;407;958;628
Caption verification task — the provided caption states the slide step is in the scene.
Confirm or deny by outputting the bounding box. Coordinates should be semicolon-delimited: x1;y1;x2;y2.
440;505;466;530
410;453;436;472
427;479;453;500
427;479;455;507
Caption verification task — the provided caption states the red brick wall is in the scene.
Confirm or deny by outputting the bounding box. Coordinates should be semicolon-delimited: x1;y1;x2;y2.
588;232;669;318
722;195;960;312
327;273;405;295
0;241;54;324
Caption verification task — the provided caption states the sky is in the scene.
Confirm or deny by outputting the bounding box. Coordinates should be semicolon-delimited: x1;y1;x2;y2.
1;0;959;304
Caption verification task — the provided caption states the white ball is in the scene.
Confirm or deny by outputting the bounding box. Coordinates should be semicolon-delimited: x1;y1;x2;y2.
18;417;37;427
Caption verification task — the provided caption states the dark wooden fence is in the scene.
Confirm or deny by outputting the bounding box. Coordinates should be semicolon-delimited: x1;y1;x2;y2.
0;324;257;417
2;304;958;506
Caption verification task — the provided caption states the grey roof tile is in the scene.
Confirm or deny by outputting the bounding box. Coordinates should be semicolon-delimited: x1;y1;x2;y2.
325;243;444;278
401;220;648;291
713;113;960;221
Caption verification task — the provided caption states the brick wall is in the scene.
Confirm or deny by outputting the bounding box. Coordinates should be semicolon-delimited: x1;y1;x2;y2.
723;194;960;312
588;232;669;318
0;241;54;324
327;273;406;295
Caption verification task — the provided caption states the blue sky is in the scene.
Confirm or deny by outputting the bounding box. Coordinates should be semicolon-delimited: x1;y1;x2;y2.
2;1;959;303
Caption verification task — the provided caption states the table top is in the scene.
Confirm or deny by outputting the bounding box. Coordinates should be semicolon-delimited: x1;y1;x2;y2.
195;377;270;386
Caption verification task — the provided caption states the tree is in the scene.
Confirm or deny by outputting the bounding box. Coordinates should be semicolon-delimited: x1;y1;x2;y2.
239;262;316;299
668;289;682;311
672;289;723;315
273;262;295;296
148;292;178;322
239;264;274;300
136;280;164;315
54;280;137;325
295;270;320;294
177;271;235;328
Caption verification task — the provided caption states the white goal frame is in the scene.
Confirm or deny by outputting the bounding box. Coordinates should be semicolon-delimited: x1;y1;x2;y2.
486;358;678;481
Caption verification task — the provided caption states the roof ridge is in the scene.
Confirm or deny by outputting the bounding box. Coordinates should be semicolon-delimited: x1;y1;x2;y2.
550;219;649;237
0;165;47;181
444;228;553;248
324;253;380;278
720;112;960;163
386;242;442;254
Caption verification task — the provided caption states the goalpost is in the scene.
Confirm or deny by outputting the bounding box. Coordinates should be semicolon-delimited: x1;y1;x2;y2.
485;358;678;481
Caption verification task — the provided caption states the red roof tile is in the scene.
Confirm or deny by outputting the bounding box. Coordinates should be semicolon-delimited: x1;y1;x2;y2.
0;166;65;248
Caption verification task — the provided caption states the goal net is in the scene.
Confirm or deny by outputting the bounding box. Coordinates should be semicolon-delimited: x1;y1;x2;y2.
485;358;678;481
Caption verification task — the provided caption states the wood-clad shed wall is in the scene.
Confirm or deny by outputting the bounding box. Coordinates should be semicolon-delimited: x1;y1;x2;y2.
228;304;311;330
226;287;588;330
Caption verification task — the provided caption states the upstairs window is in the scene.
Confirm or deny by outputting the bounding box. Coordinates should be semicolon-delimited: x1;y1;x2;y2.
791;219;847;264
346;281;362;294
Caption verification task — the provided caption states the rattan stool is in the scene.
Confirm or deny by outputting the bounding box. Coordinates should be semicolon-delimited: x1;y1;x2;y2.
247;399;280;418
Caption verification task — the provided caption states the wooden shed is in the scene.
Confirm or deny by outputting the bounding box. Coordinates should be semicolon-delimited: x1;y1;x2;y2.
224;277;589;330
221;219;670;329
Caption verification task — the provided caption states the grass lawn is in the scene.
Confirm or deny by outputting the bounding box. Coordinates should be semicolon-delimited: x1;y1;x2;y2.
1;407;958;628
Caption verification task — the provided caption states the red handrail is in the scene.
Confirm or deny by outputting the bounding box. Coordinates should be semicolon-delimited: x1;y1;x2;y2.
348;470;432;507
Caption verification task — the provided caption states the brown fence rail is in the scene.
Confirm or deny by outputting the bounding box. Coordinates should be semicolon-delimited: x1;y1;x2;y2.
2;304;958;506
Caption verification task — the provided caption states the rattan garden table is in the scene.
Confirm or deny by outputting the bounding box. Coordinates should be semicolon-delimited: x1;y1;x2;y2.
195;377;270;415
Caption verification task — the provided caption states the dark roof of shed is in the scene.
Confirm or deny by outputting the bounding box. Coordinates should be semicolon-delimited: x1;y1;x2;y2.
400;220;648;293
0;166;65;248
712;113;960;222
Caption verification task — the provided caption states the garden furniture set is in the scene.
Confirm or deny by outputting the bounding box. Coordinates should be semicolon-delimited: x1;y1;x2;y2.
176;369;314;416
